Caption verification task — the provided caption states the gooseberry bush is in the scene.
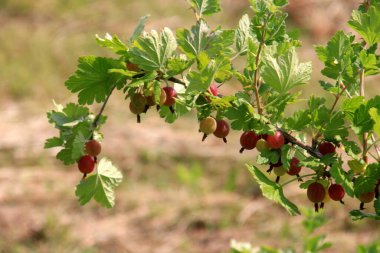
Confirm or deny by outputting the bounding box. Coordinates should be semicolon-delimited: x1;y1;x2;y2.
45;0;380;220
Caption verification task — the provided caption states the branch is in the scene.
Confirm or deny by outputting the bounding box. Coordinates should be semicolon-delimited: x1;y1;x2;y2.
166;76;186;86
360;69;369;163
252;14;272;115
279;129;323;159
92;84;117;130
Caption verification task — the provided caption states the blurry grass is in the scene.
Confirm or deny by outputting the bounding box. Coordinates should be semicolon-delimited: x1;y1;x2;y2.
0;214;98;253
0;0;246;103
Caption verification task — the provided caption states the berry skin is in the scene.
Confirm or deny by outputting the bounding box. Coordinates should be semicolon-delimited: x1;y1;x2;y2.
273;166;287;176
163;87;177;106
266;131;285;150
146;95;156;106
328;184;345;201
287;157;301;176
129;102;144;115
199;117;217;135
77;155;95;174
256;139;269;152
209;82;218;96
318;142;336;156
126;62;140;72
307;182;326;203
85;140;102;157
213;119;230;140
358;192;375;203
131;93;147;109
240;131;260;151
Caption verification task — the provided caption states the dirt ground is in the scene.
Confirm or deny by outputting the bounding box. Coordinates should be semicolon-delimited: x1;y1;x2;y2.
1;0;379;252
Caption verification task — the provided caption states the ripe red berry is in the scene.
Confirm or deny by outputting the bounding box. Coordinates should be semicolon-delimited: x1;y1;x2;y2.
307;182;326;203
287;157;301;176
358;191;375;203
318;142;336;156
213;119;230;142
328;184;345;201
77;155;95;174
266;131;285;149
163;86;177;106
209;82;218;96
240;131;260;152
85;140;102;157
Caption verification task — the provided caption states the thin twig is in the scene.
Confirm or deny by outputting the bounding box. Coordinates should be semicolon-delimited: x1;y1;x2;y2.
359;69;369;163
281;173;316;187
279;129;323;159
252;14;272;115
92;85;117;129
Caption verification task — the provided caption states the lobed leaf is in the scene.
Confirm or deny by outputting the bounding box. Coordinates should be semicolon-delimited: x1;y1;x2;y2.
75;158;123;208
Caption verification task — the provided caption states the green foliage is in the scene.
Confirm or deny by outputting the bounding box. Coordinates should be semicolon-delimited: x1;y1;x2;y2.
75;158;123;208
348;4;380;46
247;165;300;215
261;48;312;93
187;0;221;17
46;0;380;218
65;56;126;105
130;28;177;71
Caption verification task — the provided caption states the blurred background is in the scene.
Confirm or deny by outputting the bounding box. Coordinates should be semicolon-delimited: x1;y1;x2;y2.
0;0;379;252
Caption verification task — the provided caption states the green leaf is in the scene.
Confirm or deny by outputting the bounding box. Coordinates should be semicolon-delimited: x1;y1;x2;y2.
348;5;380;46
95;34;128;56
187;0;221;17
341;96;365;122
130;28;177;71
349;210;380;221
44;137;64;148
354;175;377;196
323;111;349;140
129;15;150;43
284;110;311;131
375;198;380;216
369;108;380;136
65;56;125;105
187;56;230;93
274;0;288;6
236;14;251;54
47;103;90;128
166;56;193;77
247;164;300;216
75;158;123;208
177;21;208;59
265;92;300;122
315;31;355;81
359;50;380;76
257;149;280;165
206;29;235;58
261;48;312;93
329;161;354;197
353;96;380;134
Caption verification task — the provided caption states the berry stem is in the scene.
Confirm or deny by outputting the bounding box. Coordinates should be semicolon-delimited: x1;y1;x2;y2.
281;173;316;187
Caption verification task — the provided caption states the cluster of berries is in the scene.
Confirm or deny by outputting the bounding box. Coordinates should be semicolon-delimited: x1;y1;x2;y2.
77;140;102;176
129;87;177;123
